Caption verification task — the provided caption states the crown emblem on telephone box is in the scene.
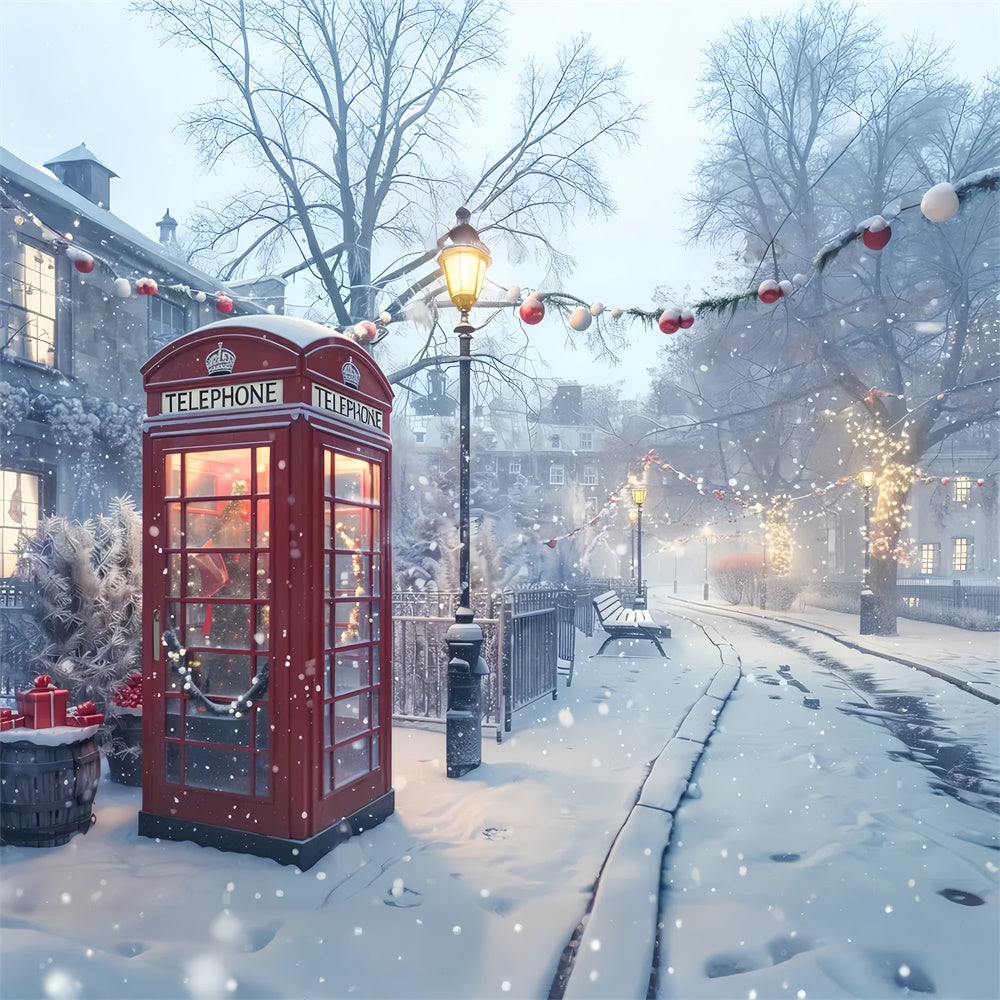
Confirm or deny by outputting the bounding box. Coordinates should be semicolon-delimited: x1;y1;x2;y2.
342;357;361;389
206;342;237;376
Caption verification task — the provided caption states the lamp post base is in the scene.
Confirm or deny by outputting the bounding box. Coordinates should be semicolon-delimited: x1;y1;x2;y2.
859;589;877;635
445;610;486;778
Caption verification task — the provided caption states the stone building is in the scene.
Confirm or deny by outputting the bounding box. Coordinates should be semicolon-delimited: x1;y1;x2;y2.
0;142;284;579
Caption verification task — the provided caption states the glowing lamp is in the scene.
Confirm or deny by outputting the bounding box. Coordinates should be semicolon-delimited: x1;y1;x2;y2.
437;207;491;329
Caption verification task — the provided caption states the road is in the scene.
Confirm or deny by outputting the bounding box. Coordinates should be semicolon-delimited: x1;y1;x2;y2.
652;607;999;999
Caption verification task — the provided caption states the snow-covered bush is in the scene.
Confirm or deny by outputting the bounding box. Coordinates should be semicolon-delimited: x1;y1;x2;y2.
17;496;142;710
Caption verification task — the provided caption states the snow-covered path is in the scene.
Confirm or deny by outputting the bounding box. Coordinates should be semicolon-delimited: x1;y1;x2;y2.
655;610;999;1000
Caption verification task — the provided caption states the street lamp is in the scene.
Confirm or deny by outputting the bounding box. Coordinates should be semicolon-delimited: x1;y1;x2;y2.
702;524;711;601
857;466;876;635
437;207;491;778
630;485;647;608
671;545;681;595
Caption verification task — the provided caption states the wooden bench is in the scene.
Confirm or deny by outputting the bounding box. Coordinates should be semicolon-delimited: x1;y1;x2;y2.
592;591;671;657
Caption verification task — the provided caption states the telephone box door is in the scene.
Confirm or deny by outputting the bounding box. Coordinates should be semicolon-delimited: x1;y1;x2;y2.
143;431;290;836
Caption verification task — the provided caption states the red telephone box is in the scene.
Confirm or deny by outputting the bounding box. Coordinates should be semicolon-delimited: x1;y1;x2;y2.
138;316;394;869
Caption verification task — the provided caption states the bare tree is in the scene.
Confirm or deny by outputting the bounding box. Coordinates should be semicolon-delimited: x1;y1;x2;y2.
654;0;999;633
135;0;642;371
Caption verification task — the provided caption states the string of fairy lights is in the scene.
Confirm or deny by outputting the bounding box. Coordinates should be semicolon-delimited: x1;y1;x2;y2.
3;168;996;347
3;165;996;571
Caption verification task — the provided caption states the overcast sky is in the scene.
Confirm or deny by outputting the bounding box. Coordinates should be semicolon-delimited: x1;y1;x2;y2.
2;0;997;383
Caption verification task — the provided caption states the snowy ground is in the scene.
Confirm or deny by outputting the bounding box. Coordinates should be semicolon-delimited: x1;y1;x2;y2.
1;601;997;1000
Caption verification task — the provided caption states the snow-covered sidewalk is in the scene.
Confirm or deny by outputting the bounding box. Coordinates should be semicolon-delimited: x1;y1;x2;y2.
2;602;996;999
664;592;1000;703
1;615;732;1000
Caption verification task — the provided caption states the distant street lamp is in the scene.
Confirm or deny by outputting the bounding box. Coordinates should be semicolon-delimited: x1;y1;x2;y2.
857;466;876;635
437;207;491;778
672;545;681;595
630;485;647;608
702;524;712;601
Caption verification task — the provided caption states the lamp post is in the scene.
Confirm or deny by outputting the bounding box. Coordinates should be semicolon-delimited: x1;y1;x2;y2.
857;466;876;635
437;207;491;778
630;485;647;608
702;525;711;601
672;546;680;595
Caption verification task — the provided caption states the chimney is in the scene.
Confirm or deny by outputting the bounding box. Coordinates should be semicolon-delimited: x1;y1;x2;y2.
43;143;118;210
157;209;178;244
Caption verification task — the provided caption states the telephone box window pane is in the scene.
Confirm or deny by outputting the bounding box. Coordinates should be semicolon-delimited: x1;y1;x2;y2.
335;508;368;550
165;744;180;783
167;554;182;596
370;554;381;596
255;500;270;546
334;600;370;645
185;448;253;497
371;510;381;553
334;651;369;694
167;503;182;547
255;553;271;599
335;738;370;788
185;748;250;794
255;754;270;797
255;451;270;494
197;649;254;693
186;712;250;748
166;454;182;497
335;551;369;595
334;693;370;741
253;704;270;749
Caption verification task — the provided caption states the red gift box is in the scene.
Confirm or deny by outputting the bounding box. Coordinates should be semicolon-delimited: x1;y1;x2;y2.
0;708;26;731
67;701;104;727
19;674;69;728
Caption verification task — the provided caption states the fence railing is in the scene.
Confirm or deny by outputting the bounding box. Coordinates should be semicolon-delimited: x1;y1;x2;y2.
896;582;1000;629
391;583;614;740
807;580;1000;630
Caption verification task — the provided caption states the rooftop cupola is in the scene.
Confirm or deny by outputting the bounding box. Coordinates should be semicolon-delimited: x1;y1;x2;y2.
157;208;178;244
43;143;118;210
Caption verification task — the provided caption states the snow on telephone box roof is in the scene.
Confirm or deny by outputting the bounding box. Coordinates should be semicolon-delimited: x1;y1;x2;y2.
141;315;394;430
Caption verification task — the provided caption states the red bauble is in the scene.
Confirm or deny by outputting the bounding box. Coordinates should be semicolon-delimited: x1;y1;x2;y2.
519;296;545;325
354;320;377;341
758;280;781;304
215;294;234;314
659;307;681;334
74;254;95;274
678;309;695;329
861;225;892;251
137;278;158;295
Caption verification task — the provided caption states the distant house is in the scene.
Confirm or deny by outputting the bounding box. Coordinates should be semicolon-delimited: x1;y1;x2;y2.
0;142;285;578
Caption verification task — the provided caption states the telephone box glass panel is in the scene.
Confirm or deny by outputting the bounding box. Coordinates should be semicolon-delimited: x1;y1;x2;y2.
162;445;272;797
322;448;383;792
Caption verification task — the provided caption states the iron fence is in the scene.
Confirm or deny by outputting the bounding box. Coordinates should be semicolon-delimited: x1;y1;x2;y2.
391;585;603;740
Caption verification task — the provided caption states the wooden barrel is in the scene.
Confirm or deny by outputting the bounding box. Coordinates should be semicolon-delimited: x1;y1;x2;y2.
0;735;101;847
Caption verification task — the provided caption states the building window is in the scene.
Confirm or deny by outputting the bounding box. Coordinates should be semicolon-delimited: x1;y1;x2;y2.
952;537;971;572
413;430;426;444
918;542;939;575
3;239;57;366
1;470;42;576
549;464;564;486
149;295;188;355
582;465;598;486
579;431;593;450
550;435;561;449
508;459;521;475
953;475;972;503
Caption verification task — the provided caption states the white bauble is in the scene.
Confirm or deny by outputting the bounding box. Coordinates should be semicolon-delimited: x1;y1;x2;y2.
569;306;592;331
920;182;959;222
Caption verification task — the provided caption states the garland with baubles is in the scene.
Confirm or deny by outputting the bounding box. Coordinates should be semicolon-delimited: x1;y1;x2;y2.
162;629;268;717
